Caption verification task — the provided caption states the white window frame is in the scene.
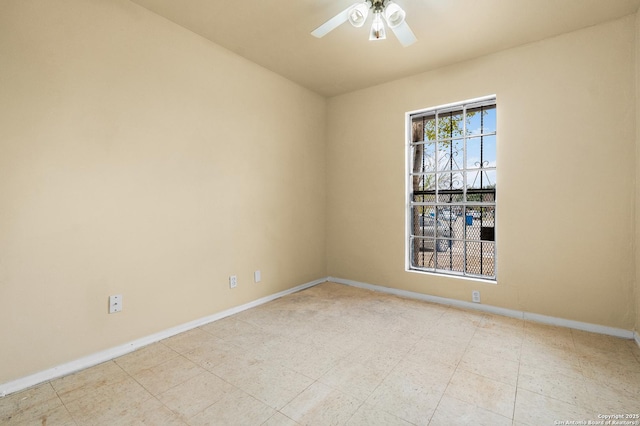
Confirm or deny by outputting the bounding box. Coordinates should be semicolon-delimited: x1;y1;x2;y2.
405;95;497;282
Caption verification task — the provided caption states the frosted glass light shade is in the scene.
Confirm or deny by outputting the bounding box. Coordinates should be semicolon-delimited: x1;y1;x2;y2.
348;3;369;28
369;12;386;40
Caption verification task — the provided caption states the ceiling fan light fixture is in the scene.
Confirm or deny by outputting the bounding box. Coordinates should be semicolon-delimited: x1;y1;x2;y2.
369;12;387;40
348;3;369;28
383;2;405;28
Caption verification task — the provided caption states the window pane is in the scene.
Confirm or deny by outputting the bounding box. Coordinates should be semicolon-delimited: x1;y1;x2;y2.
434;206;461;225
437;190;464;203
413;191;436;203
466;169;496;189
466;104;496;135
465;208;481;241
465;171;496;206
410;236;436;269
413;173;436;193
438;109;464;139
478;206;495;227
437;171;464;192
437;138;464;171
412;141;437;173
410;207;421;236
423;115;437;141
435;247;464;273
466;135;496;169
423;141;437;172
465;241;495;276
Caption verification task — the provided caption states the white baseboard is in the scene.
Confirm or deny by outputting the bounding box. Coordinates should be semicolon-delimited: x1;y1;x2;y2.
635;331;640;349
0;277;328;398
328;276;635;339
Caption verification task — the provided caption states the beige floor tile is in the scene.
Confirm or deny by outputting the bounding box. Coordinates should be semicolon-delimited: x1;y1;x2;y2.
628;340;640;361
524;321;573;339
522;330;576;352
579;356;640;397
0;383;57;418
520;342;582;377
51;361;129;404
386;312;438;337
517;364;588;407
571;329;634;354
429;394;512;426
467;328;522;363
367;385;441;425
188;387;275;426
64;376;154;424
581;377;640;413
275;342;344;380
513;388;596;426
293;329;363;358
406;337;467;368
580;347;640;370
458;348;519;386
345;403;412;426
281;382;362;426
5;403;76;426
362;328;423;354
424;318;477;346
318;357;391;401
131;355;206;396
201;317;277;350
212;356;314;409
220;327;281;351
262;412;300;426
366;360;453;425
441;306;486;323
392;359;456;395
0;383;69;425
157;371;235;420
108;397;186;426
444;369;516;418
256;335;307;362
114;342;179;375
398;306;445;326
478;313;524;334
183;337;246;371
342;342;405;372
162;327;222;354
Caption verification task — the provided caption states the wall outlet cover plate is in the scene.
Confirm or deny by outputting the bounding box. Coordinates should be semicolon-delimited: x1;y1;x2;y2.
109;295;123;313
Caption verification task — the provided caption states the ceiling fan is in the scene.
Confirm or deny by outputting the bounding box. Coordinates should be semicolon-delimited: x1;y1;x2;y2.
311;0;417;47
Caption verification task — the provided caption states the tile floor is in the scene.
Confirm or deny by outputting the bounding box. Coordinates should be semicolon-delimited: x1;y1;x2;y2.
2;282;640;425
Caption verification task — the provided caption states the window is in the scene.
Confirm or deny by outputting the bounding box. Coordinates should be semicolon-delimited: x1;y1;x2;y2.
407;96;496;280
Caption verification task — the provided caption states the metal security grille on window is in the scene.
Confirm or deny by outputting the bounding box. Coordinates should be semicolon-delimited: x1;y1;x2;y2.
408;98;496;280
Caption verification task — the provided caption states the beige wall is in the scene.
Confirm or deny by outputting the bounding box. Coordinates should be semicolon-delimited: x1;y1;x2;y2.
0;0;326;383
327;16;637;330
636;9;640;338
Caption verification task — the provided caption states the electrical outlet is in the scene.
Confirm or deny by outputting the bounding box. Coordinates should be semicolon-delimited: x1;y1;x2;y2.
109;295;122;313
472;290;481;303
229;275;237;289
254;270;261;283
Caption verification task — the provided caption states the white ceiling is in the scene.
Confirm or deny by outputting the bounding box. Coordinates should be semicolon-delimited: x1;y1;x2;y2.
129;0;640;97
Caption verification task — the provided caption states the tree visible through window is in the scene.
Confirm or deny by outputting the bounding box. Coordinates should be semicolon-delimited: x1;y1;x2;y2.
407;97;496;280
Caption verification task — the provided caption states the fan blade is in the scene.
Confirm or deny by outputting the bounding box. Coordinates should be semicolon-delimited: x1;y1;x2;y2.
311;3;359;38
390;21;417;47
